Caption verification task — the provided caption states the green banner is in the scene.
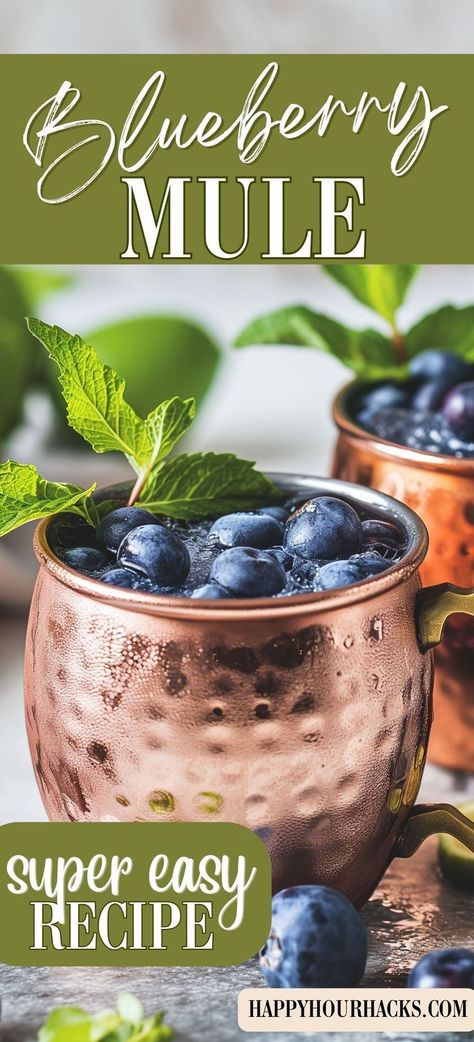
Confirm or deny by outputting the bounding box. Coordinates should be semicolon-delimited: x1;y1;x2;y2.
0;55;471;262
0;822;271;966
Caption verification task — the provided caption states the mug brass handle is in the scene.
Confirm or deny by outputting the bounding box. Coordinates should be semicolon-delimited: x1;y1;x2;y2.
395;803;474;858
392;583;474;860
416;581;474;652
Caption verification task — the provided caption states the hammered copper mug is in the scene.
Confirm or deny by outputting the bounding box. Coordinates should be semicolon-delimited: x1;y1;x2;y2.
333;383;474;772
25;474;474;906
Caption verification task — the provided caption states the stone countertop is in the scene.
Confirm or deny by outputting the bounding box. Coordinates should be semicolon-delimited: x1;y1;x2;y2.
1;612;473;1042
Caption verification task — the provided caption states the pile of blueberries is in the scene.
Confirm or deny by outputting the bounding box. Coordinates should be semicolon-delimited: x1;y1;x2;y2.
355;348;474;457
49;493;405;599
259;885;474;989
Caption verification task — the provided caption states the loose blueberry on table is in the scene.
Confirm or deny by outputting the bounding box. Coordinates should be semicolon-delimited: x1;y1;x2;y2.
259;885;368;988
355;349;474;457
48;493;405;598
408;948;474;988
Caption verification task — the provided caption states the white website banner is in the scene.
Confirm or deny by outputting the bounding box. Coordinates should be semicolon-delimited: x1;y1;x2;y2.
238;988;474;1033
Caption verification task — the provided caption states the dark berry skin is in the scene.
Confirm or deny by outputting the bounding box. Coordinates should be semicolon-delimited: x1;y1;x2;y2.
359;381;409;414
319;552;387;590
259;505;290;523
97;506;160;553
409;948;474;988
190;582;232;599
408;349;470;386
210;547;286;597
260;885;367;988
266;546;294;571
118;524;190;586
412;379;451;412
61;547;110;575
209;512;284;550
284;497;362;562
361;519;402;550
102;567;151;590
442;381;474;441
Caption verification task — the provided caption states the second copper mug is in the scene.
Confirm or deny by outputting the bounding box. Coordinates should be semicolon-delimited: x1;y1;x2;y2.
25;474;474;907
333;383;474;772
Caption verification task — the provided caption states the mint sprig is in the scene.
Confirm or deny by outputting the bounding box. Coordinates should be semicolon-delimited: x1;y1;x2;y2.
27;318;152;471
0;319;279;537
0;461;97;537
235;264;474;380
37;992;173;1042
139;451;278;519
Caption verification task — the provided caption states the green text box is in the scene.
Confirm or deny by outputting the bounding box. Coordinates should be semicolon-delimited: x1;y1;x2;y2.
0;822;271;966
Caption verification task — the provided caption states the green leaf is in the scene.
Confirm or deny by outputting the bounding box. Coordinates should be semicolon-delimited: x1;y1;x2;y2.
0;461;96;536
145;396;196;466
323;264;419;325
27;318;151;472
116;994;144;1025
38;1007;93;1042
139;452;280;519
85;314;221;417
405;304;474;361
130;1016;172;1042
235;305;400;379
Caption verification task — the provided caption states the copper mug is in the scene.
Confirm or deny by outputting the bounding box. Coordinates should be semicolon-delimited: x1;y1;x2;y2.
25;474;474;906
333;383;474;773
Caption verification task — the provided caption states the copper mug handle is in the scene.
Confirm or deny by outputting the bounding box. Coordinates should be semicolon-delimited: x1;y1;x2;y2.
394;583;474;859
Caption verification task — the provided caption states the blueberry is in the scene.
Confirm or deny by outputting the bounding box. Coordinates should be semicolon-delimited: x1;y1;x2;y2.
97;506;159;552
61;547;110;575
408;349;470;386
358;381;409;414
284;497;362;561
367;407;413;445
319;560;367;590
361;519;402;550
102;567;151;590
190;582;232;599
349;551;391;575
412;379;450;412
408;948;474;988
209;512;284;549
210;547;286;597
118;524;190;586
266;546;294;571
259;885;367;988
258;505;290;523
442;381;474;441
319;551;388;590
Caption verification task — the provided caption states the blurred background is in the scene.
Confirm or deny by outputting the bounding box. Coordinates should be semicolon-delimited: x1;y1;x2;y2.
3;0;474;52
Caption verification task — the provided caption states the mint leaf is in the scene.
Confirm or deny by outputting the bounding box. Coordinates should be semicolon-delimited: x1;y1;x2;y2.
0;461;96;536
116;994;144;1025
405;304;474;362
139;452;280;519
145;396;195;469
27;318;151;472
38;1006;121;1042
38;1006;91;1041
323;264;419;326
235;305;400;379
131;1016;172;1042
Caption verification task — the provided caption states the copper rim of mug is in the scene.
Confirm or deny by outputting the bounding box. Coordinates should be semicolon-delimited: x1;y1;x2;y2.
334;380;474;476
34;472;428;621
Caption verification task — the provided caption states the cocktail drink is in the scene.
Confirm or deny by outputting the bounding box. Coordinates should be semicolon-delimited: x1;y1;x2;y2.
333;357;474;771
24;474;474;905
